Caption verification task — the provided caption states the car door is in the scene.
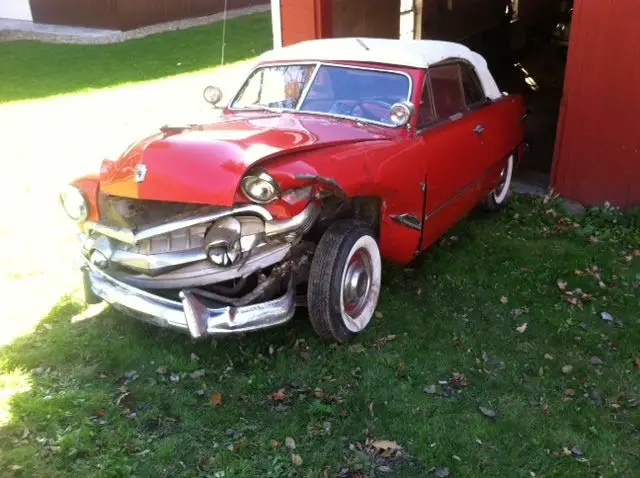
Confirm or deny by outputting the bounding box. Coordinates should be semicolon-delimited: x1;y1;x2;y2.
416;62;488;250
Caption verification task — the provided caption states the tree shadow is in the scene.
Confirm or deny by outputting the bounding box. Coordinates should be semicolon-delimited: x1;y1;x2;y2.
0;12;271;103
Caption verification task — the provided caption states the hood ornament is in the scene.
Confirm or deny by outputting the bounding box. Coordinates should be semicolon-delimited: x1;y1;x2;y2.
134;164;148;183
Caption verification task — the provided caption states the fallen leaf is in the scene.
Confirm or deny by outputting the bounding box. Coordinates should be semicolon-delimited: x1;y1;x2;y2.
190;353;200;363
368;402;375;417
339;408;348;417
416;288;423;296
155;367;168;375
634;249;640;257
449;372;468;388
189;369;206;379
211;392;223;406
435;468;450;478
349;344;365;353
600;311;614;322
516;322;528;334
423;384;437;395
500;296;508;304
20;428;30;440
544;353;554;360
590;356;603;366
291;454;303;466
375;311;384;319
511;308;524;317
452;454;462;462
285;437;296;450
557;279;567;290
370;440;402;457
564;388;576;397
562;364;573;374
542;403;550;415
634;357;640;369
270;389;286;401
271;440;280;449
479;406;496;418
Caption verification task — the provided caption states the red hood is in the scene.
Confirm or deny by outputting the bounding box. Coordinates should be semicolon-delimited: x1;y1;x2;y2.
100;113;391;205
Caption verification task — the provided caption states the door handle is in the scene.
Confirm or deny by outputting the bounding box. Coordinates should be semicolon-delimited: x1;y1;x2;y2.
473;124;485;135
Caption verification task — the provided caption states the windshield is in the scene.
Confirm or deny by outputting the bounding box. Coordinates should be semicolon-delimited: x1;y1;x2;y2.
231;63;411;126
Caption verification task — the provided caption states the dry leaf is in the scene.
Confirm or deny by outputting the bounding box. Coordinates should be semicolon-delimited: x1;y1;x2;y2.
449;372;468;388
211;392;223;406
189;369;205;379
270;389;286;401
544;353;554;360
368;402;375;417
557;279;567;291
370;440;402;457
291;453;303;466
285;437;296;450
561;365;573;374
634;357;640;369
479;406;496;418
500;296;508;304
416;288;423;296
542;403;550;416
375;311;384;319
564;388;576;397
516;323;528;334
271;439;280;448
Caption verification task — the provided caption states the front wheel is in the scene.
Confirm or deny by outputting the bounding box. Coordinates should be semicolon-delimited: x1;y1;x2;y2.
482;154;514;212
307;221;381;342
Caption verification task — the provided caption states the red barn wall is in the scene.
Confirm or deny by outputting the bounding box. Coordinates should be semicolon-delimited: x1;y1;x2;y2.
552;0;640;206
280;0;332;46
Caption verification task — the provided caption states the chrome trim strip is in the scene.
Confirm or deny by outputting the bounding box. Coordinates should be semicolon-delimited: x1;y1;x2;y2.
86;262;296;337
390;213;422;231
229;61;414;129
111;248;206;275
85;204;273;245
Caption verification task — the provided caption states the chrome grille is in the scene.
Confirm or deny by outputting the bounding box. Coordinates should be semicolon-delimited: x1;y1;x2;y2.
122;225;208;255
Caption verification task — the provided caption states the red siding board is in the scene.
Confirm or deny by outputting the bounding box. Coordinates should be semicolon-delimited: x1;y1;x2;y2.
553;0;640;206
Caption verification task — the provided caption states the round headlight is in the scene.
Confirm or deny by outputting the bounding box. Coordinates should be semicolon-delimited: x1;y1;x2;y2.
390;102;414;127
60;186;89;221
241;171;279;204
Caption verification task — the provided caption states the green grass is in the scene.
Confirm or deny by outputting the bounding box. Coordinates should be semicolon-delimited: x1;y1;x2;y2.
0;12;272;103
1;196;639;477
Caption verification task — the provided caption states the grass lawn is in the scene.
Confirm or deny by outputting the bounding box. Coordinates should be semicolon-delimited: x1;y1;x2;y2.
1;196;639;477
0;12;272;103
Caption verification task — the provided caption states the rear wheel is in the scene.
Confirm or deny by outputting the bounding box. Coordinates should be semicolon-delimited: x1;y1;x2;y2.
482;154;514;212
307;221;381;342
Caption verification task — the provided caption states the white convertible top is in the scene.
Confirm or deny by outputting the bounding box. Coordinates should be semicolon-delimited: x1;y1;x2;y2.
256;38;502;100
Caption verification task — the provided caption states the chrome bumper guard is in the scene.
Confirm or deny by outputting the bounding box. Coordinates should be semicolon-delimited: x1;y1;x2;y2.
83;262;296;337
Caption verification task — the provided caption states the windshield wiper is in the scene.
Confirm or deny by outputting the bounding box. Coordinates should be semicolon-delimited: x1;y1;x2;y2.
235;105;284;114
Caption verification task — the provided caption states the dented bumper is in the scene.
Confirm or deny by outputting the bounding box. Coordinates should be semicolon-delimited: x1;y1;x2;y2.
83;261;296;338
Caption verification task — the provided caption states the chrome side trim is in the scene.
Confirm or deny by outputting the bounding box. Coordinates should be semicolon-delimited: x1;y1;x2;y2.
110;248;207;275
86;262;296;337
390;213;421;231
85;204;273;245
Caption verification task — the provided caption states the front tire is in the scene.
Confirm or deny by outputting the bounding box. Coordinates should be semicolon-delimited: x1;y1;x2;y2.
482;154;514;212
307;221;381;342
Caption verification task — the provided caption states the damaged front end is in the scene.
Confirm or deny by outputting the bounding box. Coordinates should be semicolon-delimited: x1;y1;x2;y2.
80;195;320;337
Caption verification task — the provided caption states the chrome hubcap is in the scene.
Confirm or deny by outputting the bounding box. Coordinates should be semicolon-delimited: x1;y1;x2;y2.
342;249;372;318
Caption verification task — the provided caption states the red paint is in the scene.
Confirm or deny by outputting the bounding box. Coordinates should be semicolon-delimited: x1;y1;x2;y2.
71;175;100;221
72;59;525;265
552;0;640;206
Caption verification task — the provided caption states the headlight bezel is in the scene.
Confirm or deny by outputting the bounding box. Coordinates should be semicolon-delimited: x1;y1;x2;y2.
241;170;280;204
60;186;89;222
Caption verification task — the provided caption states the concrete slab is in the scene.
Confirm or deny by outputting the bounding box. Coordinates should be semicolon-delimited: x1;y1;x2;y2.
0;4;270;44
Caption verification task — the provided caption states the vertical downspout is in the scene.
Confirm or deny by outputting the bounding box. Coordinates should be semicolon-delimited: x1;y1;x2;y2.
271;0;282;48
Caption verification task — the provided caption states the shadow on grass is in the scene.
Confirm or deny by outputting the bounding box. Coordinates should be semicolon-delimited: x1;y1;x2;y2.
0;12;271;103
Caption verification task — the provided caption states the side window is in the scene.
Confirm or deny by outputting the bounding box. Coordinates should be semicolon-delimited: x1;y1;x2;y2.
428;64;465;120
460;63;485;107
416;77;435;128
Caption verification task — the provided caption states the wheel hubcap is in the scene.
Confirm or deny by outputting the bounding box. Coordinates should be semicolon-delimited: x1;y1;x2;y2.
342;249;372;318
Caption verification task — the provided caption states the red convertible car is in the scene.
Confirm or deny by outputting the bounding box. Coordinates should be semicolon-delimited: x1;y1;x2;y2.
61;38;526;342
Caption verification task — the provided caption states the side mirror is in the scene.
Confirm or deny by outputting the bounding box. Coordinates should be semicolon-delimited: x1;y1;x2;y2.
203;85;223;107
389;101;415;127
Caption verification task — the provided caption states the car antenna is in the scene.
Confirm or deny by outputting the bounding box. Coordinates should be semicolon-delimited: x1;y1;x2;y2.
220;0;229;65
356;38;370;50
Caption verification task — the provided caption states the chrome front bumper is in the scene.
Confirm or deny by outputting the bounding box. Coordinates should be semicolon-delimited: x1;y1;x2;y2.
83;262;296;337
